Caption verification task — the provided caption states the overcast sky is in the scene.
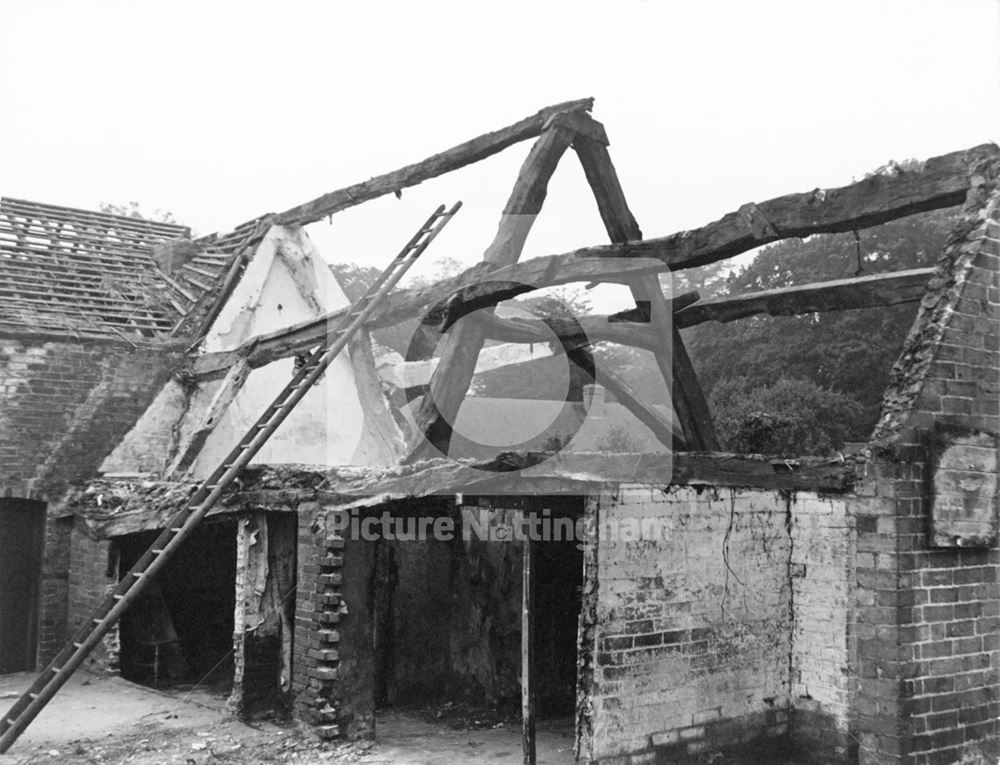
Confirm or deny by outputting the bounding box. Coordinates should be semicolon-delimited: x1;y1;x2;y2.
2;1;998;301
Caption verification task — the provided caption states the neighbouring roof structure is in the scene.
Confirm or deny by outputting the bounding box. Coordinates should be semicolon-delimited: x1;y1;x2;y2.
0;197;267;341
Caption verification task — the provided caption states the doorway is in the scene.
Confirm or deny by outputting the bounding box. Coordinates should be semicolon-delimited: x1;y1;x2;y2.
0;498;46;674
116;520;237;691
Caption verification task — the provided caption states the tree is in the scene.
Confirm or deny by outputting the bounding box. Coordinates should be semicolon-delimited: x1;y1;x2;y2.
328;262;381;302
686;208;957;448
710;377;865;457
99;201;179;225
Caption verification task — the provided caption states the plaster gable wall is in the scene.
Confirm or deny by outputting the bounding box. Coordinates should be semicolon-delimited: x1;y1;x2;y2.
189;226;366;475
100;224;400;477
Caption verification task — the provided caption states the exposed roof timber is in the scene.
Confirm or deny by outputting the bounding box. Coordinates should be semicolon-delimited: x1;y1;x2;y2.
274;98;594;227
320;451;854;503
572;119;719;450
189;144;995;378
73;449;851;536
407;123;578;462
674;268;936;328
572;143;1000;271
465;298;692;352
189;247;670;380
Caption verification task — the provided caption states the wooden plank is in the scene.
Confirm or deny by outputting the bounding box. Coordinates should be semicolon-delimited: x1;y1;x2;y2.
571;143;1000;271
522;528;536;765
573;122;720;450
188;248;670;380
275;99;593;226
674;268;935;327
323;451;853;498
469;310;659;352
1;197;189;238
165;357;252;478
275;235;324;315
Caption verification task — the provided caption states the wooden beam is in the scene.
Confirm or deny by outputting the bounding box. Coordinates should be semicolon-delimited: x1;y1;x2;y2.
189;250;670;381
275;237;325;315
407;124;577;461
165;357;251;478
472;311;658;352
674;268;935;327
321;451;854;498
522;527;536;765
573;120;719;450
275;99;594;227
572;143;1000;271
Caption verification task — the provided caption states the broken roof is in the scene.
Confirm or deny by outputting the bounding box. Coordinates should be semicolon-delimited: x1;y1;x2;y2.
0;197;263;342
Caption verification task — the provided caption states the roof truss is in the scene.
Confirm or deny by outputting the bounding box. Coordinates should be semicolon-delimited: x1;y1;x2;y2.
181;101;997;463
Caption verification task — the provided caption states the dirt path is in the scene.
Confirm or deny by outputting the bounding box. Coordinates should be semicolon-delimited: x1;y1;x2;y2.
0;673;575;764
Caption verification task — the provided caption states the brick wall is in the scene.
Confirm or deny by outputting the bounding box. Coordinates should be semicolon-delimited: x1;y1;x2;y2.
293;502;361;740
0;336;177;668
789;493;855;761
584;486;799;763
36;515;72;666
854;174;1000;763
63;518;117;671
0;337;176;500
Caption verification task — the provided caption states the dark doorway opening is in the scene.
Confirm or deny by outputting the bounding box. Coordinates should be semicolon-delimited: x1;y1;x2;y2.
0;498;46;674
370;496;584;727
116;520;236;692
533;497;584;719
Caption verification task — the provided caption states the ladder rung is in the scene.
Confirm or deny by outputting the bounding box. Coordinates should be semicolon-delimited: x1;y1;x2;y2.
0;203;459;755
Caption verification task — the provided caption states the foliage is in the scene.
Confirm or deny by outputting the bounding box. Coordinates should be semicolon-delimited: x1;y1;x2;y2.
594;422;642;453
710;377;866;457
99;201;179;225
686;208;957;447
328;261;381;302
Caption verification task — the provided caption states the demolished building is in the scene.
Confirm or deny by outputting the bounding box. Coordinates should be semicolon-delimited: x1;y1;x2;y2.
0;99;998;765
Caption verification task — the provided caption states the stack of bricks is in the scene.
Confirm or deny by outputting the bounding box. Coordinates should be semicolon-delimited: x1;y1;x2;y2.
293;504;342;740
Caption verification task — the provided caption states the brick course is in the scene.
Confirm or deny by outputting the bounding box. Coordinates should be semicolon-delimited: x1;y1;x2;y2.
0;335;177;668
855;174;1000;763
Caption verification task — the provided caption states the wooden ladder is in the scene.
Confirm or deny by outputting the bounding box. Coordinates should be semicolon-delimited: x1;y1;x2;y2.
0;201;461;753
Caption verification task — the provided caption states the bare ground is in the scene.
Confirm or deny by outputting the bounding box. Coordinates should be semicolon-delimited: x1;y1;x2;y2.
0;672;575;764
